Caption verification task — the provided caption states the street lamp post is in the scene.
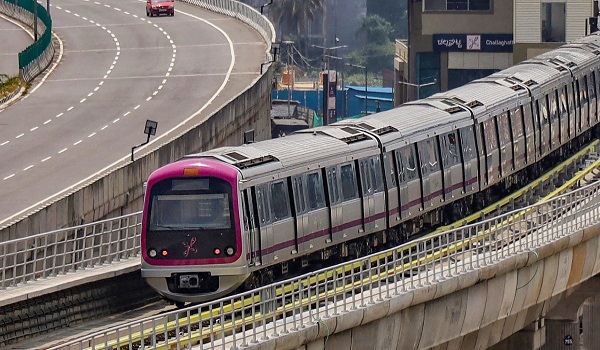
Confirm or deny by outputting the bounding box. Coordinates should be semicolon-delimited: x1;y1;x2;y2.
346;63;367;115
281;40;294;119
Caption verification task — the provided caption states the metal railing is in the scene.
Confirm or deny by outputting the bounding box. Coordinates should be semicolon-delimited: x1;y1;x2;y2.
49;179;600;350
0;213;142;290
181;0;276;61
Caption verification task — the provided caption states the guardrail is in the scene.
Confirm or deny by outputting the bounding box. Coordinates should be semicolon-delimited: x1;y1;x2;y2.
0;0;54;82
0;213;142;290
48;177;600;350
182;0;276;60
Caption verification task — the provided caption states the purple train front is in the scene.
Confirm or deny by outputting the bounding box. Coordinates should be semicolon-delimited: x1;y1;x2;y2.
141;157;248;305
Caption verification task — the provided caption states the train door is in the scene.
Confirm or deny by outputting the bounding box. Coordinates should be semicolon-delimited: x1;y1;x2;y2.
383;152;400;227
358;156;386;234
339;162;362;240
579;77;590;132
523;103;537;164
291;174;309;253
497;112;514;177
482;118;500;186
566;83;578;138
440;131;463;200
243;189;261;267
304;171;329;252
588;73;597;126
326;166;342;242
511;107;526;171
548;91;560;150
417;138;443;210
396;145;422;220
254;185;274;264
570;81;582;136
459;126;478;194
535;97;550;157
269;180;295;262
558;86;570;144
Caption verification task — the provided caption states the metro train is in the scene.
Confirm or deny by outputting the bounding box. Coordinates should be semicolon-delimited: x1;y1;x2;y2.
141;33;600;306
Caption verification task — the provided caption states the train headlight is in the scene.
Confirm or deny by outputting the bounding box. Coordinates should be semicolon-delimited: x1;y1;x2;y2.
149;249;157;258
225;246;235;256
214;248;221;255
161;250;168;257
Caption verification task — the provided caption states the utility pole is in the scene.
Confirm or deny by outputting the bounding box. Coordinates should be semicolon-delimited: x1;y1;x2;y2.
282;41;294;119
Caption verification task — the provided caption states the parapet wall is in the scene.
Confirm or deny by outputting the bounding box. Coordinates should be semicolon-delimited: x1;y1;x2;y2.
255;223;600;350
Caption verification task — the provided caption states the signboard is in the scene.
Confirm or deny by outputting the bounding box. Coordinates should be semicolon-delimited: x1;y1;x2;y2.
433;34;513;52
564;335;573;346
327;70;337;125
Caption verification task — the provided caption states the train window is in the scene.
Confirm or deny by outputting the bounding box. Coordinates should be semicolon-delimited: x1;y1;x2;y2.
306;171;326;211
581;77;588;103
359;159;373;196
538;98;549;127
270;181;291;221
440;132;460;168
242;191;249;232
549;92;558;122
340;163;358;201
326;167;341;205
371;157;384;192
256;184;271;225
511;107;524;138
559;88;568;117
459;126;476;161
292;176;307;214
482;119;498;154
396;146;417;183
417;139;440;176
386;153;397;187
497;113;511;147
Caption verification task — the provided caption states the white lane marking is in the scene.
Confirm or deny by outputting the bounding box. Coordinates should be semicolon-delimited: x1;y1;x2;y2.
88;133;96;137
16;134;24;139
74;140;83;145
44;119;52;124
30;127;38;131
23;165;34;171
3;174;15;180
58;148;68;154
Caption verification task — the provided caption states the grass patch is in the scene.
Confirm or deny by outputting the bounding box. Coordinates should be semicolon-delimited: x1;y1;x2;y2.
0;74;22;99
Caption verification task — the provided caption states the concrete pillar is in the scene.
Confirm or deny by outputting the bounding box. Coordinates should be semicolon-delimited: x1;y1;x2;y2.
581;295;600;350
544;319;580;350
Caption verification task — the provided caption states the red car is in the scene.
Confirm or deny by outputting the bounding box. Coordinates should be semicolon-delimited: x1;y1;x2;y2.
146;0;174;17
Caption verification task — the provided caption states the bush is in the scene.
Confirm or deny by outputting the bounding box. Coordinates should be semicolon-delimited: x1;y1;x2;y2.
0;75;21;99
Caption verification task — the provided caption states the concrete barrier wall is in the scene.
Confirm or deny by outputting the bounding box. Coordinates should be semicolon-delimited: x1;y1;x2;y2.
256;224;600;350
0;68;273;241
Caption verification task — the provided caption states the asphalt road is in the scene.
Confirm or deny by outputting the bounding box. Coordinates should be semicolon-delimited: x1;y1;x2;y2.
0;0;267;226
0;14;31;78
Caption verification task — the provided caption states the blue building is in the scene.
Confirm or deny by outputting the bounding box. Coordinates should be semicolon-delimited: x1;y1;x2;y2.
272;85;393;125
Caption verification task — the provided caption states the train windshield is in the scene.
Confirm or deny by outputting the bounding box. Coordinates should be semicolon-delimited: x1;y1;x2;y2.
148;177;233;231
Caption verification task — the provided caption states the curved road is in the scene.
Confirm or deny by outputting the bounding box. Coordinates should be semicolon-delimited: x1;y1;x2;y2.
0;0;267;226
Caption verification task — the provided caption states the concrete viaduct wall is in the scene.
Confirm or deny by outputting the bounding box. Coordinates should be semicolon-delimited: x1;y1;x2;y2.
0;67;274;241
257;223;600;350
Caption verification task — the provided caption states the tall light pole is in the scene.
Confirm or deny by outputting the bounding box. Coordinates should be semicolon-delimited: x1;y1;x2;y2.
282;40;294;119
346;63;367;115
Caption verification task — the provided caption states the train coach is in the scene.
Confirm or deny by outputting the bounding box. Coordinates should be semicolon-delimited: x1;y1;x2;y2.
141;33;600;306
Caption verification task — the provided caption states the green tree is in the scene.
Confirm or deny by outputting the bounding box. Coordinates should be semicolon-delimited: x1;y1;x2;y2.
346;15;395;74
269;0;324;36
366;0;407;39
